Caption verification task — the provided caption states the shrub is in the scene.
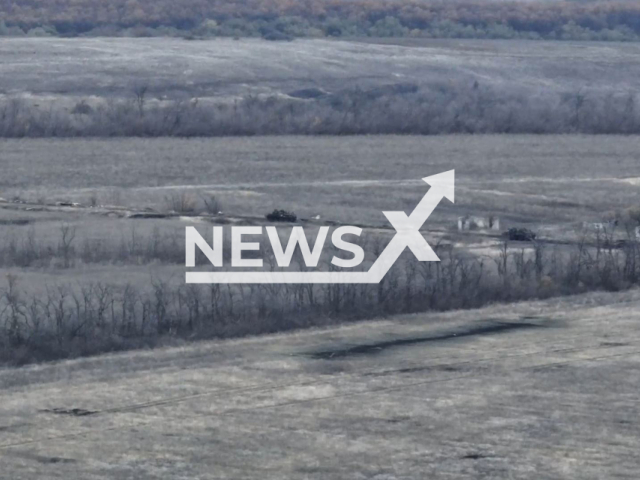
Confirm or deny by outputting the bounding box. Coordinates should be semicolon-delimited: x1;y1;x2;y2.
71;101;93;115
201;194;222;215
165;191;197;213
1;84;640;137
2;233;640;366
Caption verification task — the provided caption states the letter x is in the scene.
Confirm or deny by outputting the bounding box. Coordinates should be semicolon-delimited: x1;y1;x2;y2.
383;211;439;262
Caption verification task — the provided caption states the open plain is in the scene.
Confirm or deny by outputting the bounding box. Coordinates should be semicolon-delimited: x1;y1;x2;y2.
1;37;640;108
0;134;638;297
1;289;640;479
2;134;640;225
2;35;640;479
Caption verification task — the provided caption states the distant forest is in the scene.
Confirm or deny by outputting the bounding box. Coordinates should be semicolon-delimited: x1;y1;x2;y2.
2;0;640;41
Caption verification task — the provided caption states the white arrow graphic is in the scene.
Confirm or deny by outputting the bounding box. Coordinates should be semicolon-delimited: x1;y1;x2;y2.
186;170;454;284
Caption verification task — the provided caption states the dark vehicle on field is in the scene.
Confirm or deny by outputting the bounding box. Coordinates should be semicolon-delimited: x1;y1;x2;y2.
507;227;537;241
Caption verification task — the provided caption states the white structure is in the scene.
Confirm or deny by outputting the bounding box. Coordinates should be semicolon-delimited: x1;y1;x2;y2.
458;215;500;232
582;221;617;233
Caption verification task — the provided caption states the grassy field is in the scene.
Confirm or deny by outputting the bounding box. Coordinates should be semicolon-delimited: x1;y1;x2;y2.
1;134;639;295
2;38;640;137
2;134;640;299
0;134;639;364
2;36;640;477
2;135;639;226
2;37;639;103
2;32;640;479
1;288;639;478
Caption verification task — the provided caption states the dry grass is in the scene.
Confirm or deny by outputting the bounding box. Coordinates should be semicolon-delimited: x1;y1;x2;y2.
1;135;639;227
2;38;640;102
1;289;639;478
3;39;640;136
1;135;640;364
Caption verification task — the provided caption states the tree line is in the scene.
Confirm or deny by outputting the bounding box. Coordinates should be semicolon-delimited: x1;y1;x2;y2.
2;0;640;40
2;83;640;137
2;226;640;366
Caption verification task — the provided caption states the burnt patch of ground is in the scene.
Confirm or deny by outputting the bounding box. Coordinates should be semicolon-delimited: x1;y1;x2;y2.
307;320;545;360
43;408;97;417
461;453;493;460
11;451;77;465
599;342;628;347
360;362;471;378
0;218;31;226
